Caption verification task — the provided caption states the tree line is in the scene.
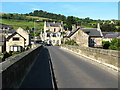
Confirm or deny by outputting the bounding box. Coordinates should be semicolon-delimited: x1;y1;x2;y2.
1;10;120;32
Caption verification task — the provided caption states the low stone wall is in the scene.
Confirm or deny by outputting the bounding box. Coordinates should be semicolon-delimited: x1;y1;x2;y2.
61;45;120;71
1;46;43;89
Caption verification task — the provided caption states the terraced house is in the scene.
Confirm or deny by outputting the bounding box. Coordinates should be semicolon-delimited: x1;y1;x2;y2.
41;21;64;45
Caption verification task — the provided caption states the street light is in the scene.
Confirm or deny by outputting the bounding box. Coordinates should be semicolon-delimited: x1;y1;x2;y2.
34;20;39;44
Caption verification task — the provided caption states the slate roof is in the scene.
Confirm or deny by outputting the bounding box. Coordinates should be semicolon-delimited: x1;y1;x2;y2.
46;22;63;27
65;28;103;38
102;32;120;38
65;28;80;38
81;28;103;37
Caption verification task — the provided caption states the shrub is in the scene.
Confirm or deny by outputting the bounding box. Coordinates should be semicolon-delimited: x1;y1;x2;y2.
102;41;110;49
109;38;120;51
65;39;78;46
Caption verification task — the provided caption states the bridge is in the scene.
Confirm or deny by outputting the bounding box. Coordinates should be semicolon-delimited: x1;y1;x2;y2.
1;45;119;89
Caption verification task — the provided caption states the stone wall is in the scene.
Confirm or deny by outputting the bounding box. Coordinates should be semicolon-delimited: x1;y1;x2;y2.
61;45;120;71
1;46;43;89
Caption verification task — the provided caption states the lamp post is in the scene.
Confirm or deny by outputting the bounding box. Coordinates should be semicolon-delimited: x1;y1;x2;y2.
34;20;39;44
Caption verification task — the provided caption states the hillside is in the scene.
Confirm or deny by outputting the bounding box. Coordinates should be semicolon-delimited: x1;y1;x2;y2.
1;19;44;30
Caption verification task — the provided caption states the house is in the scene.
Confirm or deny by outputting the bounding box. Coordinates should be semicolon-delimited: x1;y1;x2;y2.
41;21;64;46
102;32;120;42
6;32;26;52
6;27;31;52
64;23;103;47
0;24;12;31
110;20;117;24
44;21;64;32
16;27;31;47
41;32;62;46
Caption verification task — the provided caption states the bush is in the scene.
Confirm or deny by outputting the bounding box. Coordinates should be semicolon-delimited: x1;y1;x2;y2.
2;51;12;61
102;41;110;49
109;38;120;51
65;39;78;46
12;52;22;55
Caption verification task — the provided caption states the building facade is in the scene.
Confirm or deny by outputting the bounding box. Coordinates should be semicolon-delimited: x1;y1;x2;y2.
6;32;26;52
6;27;31;52
41;21;64;46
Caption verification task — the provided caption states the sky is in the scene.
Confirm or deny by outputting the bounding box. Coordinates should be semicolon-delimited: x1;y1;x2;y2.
1;2;119;20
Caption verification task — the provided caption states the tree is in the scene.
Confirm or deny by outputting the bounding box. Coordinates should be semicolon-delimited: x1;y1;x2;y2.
101;24;117;32
66;16;76;31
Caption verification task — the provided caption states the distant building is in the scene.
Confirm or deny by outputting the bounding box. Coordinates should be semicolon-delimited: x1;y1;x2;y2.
41;32;62;46
110;20;117;24
102;32;120;42
41;21;64;45
0;24;13;53
0;24;12;30
44;21;64;32
64;23;103;47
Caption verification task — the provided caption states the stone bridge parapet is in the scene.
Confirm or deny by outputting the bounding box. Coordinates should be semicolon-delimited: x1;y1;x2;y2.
1;46;43;89
61;45;120;71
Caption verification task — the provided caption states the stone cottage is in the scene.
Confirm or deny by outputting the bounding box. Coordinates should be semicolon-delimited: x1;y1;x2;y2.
64;24;103;47
6;32;26;52
6;27;31;52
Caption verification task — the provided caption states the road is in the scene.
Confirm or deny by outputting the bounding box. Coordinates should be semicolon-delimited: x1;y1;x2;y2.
48;46;118;88
20;46;118;88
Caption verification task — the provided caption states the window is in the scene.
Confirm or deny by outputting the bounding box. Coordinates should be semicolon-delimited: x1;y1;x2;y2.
53;34;56;37
10;46;22;52
54;28;56;32
47;34;50;37
57;40;59;44
53;40;55;43
13;37;19;41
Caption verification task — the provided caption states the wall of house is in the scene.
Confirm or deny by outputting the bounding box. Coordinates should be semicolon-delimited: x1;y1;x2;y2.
6;34;25;52
91;37;103;46
16;29;30;46
42;37;62;45
61;45;119;70
2;46;43;89
70;30;89;47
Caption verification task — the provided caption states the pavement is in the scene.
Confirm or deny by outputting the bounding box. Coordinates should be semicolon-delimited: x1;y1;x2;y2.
20;46;118;89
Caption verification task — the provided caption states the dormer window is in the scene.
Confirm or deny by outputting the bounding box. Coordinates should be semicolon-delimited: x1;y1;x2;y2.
13;37;19;41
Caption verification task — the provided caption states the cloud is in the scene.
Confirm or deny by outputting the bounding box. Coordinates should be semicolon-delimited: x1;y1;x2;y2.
32;8;40;10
